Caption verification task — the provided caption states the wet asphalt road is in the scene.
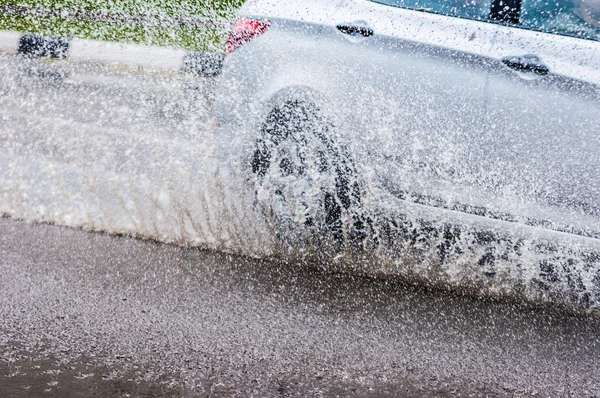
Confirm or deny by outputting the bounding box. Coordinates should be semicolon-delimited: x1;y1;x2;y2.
1;216;600;397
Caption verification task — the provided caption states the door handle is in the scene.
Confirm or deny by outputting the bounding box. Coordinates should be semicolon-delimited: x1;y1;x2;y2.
501;54;550;76
336;24;374;38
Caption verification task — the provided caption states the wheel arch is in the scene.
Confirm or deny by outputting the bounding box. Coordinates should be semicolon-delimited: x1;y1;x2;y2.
259;85;342;132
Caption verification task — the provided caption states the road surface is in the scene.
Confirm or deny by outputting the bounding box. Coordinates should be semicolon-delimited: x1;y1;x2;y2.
1;217;600;397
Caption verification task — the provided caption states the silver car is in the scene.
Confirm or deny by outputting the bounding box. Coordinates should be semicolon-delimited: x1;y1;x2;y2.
214;0;600;305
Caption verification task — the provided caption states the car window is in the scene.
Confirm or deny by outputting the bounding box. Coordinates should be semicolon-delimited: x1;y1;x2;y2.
520;0;600;41
369;0;492;20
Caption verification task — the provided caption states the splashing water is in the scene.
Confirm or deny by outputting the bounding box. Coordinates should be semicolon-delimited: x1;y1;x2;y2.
1;31;599;315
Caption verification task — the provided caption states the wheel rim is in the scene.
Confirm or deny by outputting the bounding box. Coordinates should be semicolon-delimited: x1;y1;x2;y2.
251;101;349;236
253;125;337;229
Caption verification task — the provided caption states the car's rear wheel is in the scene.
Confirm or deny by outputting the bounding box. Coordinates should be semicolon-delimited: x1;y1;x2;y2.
251;100;364;247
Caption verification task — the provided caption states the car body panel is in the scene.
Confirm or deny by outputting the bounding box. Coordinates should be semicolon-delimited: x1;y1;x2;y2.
479;24;600;237
215;0;600;241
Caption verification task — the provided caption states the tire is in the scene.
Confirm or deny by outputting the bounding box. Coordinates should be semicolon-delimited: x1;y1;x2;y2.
251;100;364;246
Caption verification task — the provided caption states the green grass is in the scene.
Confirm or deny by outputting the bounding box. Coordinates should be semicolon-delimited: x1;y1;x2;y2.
0;0;245;52
0;0;244;18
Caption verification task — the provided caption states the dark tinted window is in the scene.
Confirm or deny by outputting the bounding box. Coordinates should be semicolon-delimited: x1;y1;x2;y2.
520;0;600;40
370;0;492;20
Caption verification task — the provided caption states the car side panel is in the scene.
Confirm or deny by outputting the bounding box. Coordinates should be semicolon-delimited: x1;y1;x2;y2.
326;0;502;220
481;25;600;238
217;0;498;226
217;0;600;240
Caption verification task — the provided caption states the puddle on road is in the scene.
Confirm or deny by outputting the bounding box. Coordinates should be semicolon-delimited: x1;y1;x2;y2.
0;343;466;398
1;54;599;314
0;350;187;398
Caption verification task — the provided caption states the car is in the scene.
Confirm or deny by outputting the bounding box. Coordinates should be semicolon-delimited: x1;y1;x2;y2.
214;0;600;308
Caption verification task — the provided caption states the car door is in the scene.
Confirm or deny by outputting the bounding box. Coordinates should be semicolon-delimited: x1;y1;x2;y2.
329;0;500;214
482;0;600;237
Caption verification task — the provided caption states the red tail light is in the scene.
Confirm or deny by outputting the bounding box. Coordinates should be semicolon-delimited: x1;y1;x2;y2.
226;18;270;54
